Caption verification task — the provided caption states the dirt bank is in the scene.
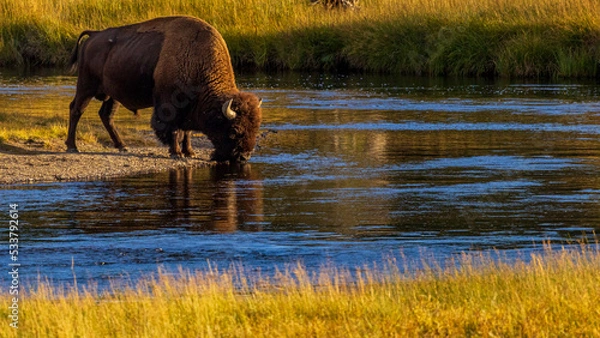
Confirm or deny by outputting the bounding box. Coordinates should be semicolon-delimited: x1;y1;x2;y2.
0;142;213;185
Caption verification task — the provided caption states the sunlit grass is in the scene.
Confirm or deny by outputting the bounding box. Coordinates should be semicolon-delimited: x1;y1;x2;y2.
1;0;600;77
1;245;599;337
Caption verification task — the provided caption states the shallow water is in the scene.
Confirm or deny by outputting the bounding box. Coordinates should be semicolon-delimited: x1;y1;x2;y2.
1;71;600;287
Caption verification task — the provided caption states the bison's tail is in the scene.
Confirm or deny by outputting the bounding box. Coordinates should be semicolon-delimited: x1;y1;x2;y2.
68;30;95;73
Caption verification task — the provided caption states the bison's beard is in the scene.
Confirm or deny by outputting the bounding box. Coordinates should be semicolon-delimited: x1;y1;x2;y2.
151;113;173;146
154;129;172;146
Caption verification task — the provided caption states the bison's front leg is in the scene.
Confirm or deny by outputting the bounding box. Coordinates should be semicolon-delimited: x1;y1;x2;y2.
152;96;192;159
182;131;196;158
169;130;185;158
98;98;127;151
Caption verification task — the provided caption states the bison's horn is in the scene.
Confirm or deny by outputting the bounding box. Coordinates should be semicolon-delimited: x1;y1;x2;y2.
258;98;263;108
222;99;236;120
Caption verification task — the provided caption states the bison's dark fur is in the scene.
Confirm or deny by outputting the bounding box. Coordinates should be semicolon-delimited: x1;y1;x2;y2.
66;16;262;162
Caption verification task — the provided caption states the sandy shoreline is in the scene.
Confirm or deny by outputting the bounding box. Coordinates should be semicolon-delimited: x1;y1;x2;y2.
0;144;213;185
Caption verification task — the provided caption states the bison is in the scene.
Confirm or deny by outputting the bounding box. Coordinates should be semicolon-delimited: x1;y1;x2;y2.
66;16;262;162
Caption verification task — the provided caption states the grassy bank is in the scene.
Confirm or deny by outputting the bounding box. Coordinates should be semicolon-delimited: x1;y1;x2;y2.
1;246;599;337
0;96;155;151
2;0;600;77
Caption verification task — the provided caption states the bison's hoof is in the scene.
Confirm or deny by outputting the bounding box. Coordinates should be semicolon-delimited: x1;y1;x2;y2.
170;153;184;159
184;151;196;158
119;147;129;153
66;148;79;153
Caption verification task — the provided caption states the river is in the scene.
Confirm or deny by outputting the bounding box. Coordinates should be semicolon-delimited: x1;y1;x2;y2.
1;71;600;288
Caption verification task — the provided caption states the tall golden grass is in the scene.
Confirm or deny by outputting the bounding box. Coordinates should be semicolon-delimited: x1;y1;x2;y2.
2;0;600;77
1;245;600;337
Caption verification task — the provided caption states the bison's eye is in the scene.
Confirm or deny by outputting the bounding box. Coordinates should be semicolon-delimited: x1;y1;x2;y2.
229;133;236;140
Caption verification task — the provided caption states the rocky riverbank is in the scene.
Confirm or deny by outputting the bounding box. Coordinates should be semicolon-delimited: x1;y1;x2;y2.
0;143;213;185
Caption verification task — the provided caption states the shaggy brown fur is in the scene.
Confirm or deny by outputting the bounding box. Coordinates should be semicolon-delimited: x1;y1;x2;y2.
66;16;262;162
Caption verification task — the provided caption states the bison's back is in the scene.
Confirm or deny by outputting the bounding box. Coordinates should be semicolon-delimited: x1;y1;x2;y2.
79;16;236;111
91;25;162;110
151;16;237;95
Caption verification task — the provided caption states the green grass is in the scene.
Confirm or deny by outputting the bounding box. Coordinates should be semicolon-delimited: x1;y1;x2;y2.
1;245;599;337
2;0;600;77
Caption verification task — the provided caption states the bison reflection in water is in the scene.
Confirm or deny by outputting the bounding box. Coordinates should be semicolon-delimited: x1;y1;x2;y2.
65;16;262;162
167;165;264;233
60;165;264;234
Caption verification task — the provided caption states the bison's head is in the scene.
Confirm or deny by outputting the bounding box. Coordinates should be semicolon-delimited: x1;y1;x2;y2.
211;92;262;163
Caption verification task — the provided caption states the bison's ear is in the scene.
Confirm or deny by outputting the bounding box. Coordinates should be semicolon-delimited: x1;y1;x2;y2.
258;98;263;108
222;99;236;120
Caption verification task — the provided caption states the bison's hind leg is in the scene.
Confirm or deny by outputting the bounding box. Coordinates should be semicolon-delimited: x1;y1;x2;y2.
66;93;93;152
98;98;127;151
